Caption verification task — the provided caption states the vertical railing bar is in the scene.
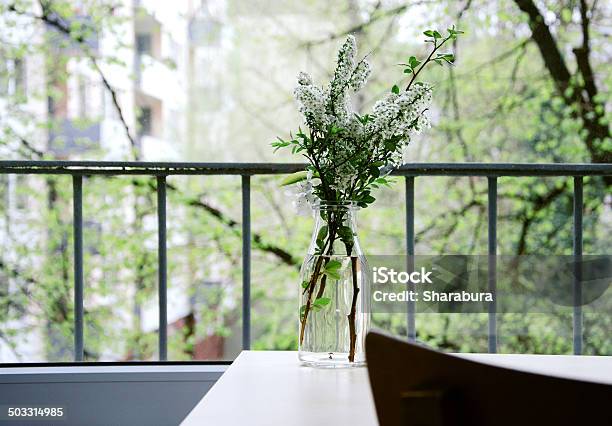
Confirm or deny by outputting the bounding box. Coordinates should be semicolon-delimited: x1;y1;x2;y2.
573;176;583;355
72;175;84;361
157;176;168;361
405;176;416;342
487;177;497;353
242;175;251;350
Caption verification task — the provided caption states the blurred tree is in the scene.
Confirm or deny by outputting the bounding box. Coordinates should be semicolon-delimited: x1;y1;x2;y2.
0;0;609;360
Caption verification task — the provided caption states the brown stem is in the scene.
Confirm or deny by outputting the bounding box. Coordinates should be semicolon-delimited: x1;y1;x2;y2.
405;36;451;92
299;256;325;345
315;273;328;300
347;256;360;362
299;213;341;345
303;256;331;297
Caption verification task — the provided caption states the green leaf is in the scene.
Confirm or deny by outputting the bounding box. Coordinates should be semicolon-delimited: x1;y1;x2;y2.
313;297;331;307
329;125;344;135
361;194;376;204
323;269;341;280
324;260;342;271
423;30;435;37
436;53;455;64
375;177;393;187
301;280;310;289
408;56;420;68
337;225;354;241
432;30;442;39
391;84;400;94
317;225;328;241
403;67;412;74
280;171;308;186
447;27;464;39
354;113;371;124
271;136;292;152
323;260;343;280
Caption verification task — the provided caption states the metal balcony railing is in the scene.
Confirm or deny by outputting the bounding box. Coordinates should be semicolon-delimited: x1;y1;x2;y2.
0;161;610;361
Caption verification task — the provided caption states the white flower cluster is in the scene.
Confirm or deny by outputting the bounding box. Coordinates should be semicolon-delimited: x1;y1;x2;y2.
367;82;432;140
329;161;358;193
294;77;327;130
294;35;430;146
285;170;319;216
349;60;371;92
289;34;434;205
297;71;312;86
294;35;370;131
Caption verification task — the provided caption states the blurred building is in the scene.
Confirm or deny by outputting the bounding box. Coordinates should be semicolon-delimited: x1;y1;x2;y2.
0;0;234;362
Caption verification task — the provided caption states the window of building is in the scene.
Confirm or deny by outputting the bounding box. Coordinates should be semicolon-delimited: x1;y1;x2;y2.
13;59;25;97
138;106;152;136
136;33;152;56
0;60;8;96
77;75;88;119
14;175;29;211
0;58;26;99
0;175;7;204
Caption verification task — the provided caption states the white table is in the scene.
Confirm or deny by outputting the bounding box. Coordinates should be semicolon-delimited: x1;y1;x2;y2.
181;351;377;426
181;351;612;425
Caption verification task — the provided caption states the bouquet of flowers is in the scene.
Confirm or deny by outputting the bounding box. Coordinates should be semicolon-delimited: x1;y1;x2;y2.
273;28;461;364
274;27;462;213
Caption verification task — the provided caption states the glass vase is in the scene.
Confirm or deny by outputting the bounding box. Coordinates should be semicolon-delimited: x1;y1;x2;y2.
298;201;370;368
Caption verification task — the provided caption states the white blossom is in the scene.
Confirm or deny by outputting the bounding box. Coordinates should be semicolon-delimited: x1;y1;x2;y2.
294;84;328;129
293;35;374;132
297;71;313;86
286;171;318;216
367;83;432;140
349;59;371;92
285;35;434;207
329;162;358;193
331;35;357;92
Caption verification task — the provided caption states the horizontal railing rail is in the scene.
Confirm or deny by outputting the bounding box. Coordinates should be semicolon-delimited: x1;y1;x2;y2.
0;161;610;362
0;161;610;176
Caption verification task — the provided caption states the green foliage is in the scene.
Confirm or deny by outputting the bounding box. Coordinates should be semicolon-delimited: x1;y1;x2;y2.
0;1;609;362
273;28;461;216
322;260;342;280
280;171;309;186
312;297;331;310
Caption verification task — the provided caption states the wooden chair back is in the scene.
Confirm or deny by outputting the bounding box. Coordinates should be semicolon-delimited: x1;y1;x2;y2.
365;331;612;426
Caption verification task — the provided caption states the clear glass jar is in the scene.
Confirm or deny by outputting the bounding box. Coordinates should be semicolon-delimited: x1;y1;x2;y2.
298;201;370;368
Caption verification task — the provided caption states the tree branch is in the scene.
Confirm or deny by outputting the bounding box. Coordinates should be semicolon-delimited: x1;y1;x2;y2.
515;181;568;254
573;0;598;109
5;127;44;158
513;0;611;166
303;1;434;46
137;179;300;268
185;194;299;268
513;0;572;95
8;1;139;158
